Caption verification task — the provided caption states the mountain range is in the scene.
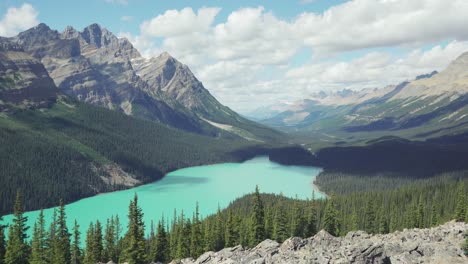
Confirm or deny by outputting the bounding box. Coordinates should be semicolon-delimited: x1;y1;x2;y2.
0;23;287;213
10;23;281;142
261;53;468;146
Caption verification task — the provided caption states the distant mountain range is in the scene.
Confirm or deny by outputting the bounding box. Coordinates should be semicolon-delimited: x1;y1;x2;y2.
260;52;468;144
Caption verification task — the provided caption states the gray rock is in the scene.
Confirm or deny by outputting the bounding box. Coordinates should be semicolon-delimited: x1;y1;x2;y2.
180;221;468;264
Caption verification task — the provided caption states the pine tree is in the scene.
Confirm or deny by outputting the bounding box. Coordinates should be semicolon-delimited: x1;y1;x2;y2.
224;209;236;248
152;218;169;263
30;210;48;264
103;217;116;262
431;202;439;227
121;194;146;264
190;204;203;258
71;220;81;264
203;220;213;252
364;199;376;233
46;209;57;262
84;222;96;264
53;200;71;264
272;204;288;242
93;220;103;263
417;196;425;228
213;207;224;251
249;185;265;247
0;216;5;264
175;213;190;259
349;209;359;231
322;194;339;236
305;202;317;237
4;191;29;264
454;182;466;222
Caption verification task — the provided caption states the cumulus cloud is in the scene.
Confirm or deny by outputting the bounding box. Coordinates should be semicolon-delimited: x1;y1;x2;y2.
294;0;468;54
140;7;220;38
0;3;39;37
286;40;468;92
124;1;468;112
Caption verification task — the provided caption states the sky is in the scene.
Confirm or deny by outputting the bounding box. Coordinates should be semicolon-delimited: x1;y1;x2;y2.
1;0;468;113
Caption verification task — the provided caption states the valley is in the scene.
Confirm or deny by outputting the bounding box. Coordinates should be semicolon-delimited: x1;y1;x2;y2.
0;3;468;263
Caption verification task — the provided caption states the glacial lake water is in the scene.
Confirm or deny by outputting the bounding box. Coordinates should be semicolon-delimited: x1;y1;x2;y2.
2;156;323;239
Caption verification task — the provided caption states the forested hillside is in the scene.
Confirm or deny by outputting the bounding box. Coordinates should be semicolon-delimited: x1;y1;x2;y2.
0;96;279;214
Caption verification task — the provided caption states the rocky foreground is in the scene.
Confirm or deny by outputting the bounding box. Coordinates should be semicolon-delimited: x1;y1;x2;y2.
171;221;467;264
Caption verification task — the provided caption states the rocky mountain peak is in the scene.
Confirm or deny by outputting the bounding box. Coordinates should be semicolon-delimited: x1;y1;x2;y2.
80;23;112;48
61;25;79;39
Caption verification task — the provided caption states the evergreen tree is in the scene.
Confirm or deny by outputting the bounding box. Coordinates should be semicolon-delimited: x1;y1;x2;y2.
0;216;5;264
175;212;190;259
152;218;169;263
53;200;71;264
454;182;466;222
30;210;48;264
364;199;376;233
46;209;57;262
249;185;265;247
190;204;203;258
121;194;146;264
103;217;116;262
4;191;29;264
213;207;224;251
224;209;236;248
83;223;95;264
71;220;81;264
322;194;339;236
417;196;425;228
431;202;439;227
203;220;213;252
93;221;104;263
305;202;317;237
349;209;358;231
272;204;288;242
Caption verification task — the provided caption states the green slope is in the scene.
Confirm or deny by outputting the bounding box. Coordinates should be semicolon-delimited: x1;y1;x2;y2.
0;97;276;214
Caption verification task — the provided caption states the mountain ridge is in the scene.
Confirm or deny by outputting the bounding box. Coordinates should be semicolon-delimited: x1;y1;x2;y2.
8;23;283;142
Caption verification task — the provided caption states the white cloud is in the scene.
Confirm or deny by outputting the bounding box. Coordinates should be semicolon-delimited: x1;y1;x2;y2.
294;0;468;54
104;0;128;5
286;41;468;92
140;7;220;38
120;16;133;22
124;1;468;112
0;3;39;37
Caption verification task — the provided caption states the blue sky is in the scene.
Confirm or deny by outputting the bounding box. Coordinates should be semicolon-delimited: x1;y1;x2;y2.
1;0;468;113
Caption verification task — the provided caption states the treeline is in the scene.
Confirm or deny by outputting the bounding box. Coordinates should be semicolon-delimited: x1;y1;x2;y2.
0;181;467;264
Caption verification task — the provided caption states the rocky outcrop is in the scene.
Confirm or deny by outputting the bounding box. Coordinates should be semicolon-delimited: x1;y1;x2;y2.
0;37;58;110
174;221;468;264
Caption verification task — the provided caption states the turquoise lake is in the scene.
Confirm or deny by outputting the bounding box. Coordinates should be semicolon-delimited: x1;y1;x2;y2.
2;157;323;238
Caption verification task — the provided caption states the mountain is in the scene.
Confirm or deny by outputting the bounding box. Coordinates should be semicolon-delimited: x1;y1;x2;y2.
10;23;283;142
0;38;291;214
0;37;58;110
262;52;468;144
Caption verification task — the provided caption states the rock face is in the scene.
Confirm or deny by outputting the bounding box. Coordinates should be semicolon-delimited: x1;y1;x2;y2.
6;23;281;140
0;37;58;110
175;221;468;264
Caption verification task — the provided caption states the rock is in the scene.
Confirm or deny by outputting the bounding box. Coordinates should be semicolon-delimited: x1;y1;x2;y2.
182;221;468;264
